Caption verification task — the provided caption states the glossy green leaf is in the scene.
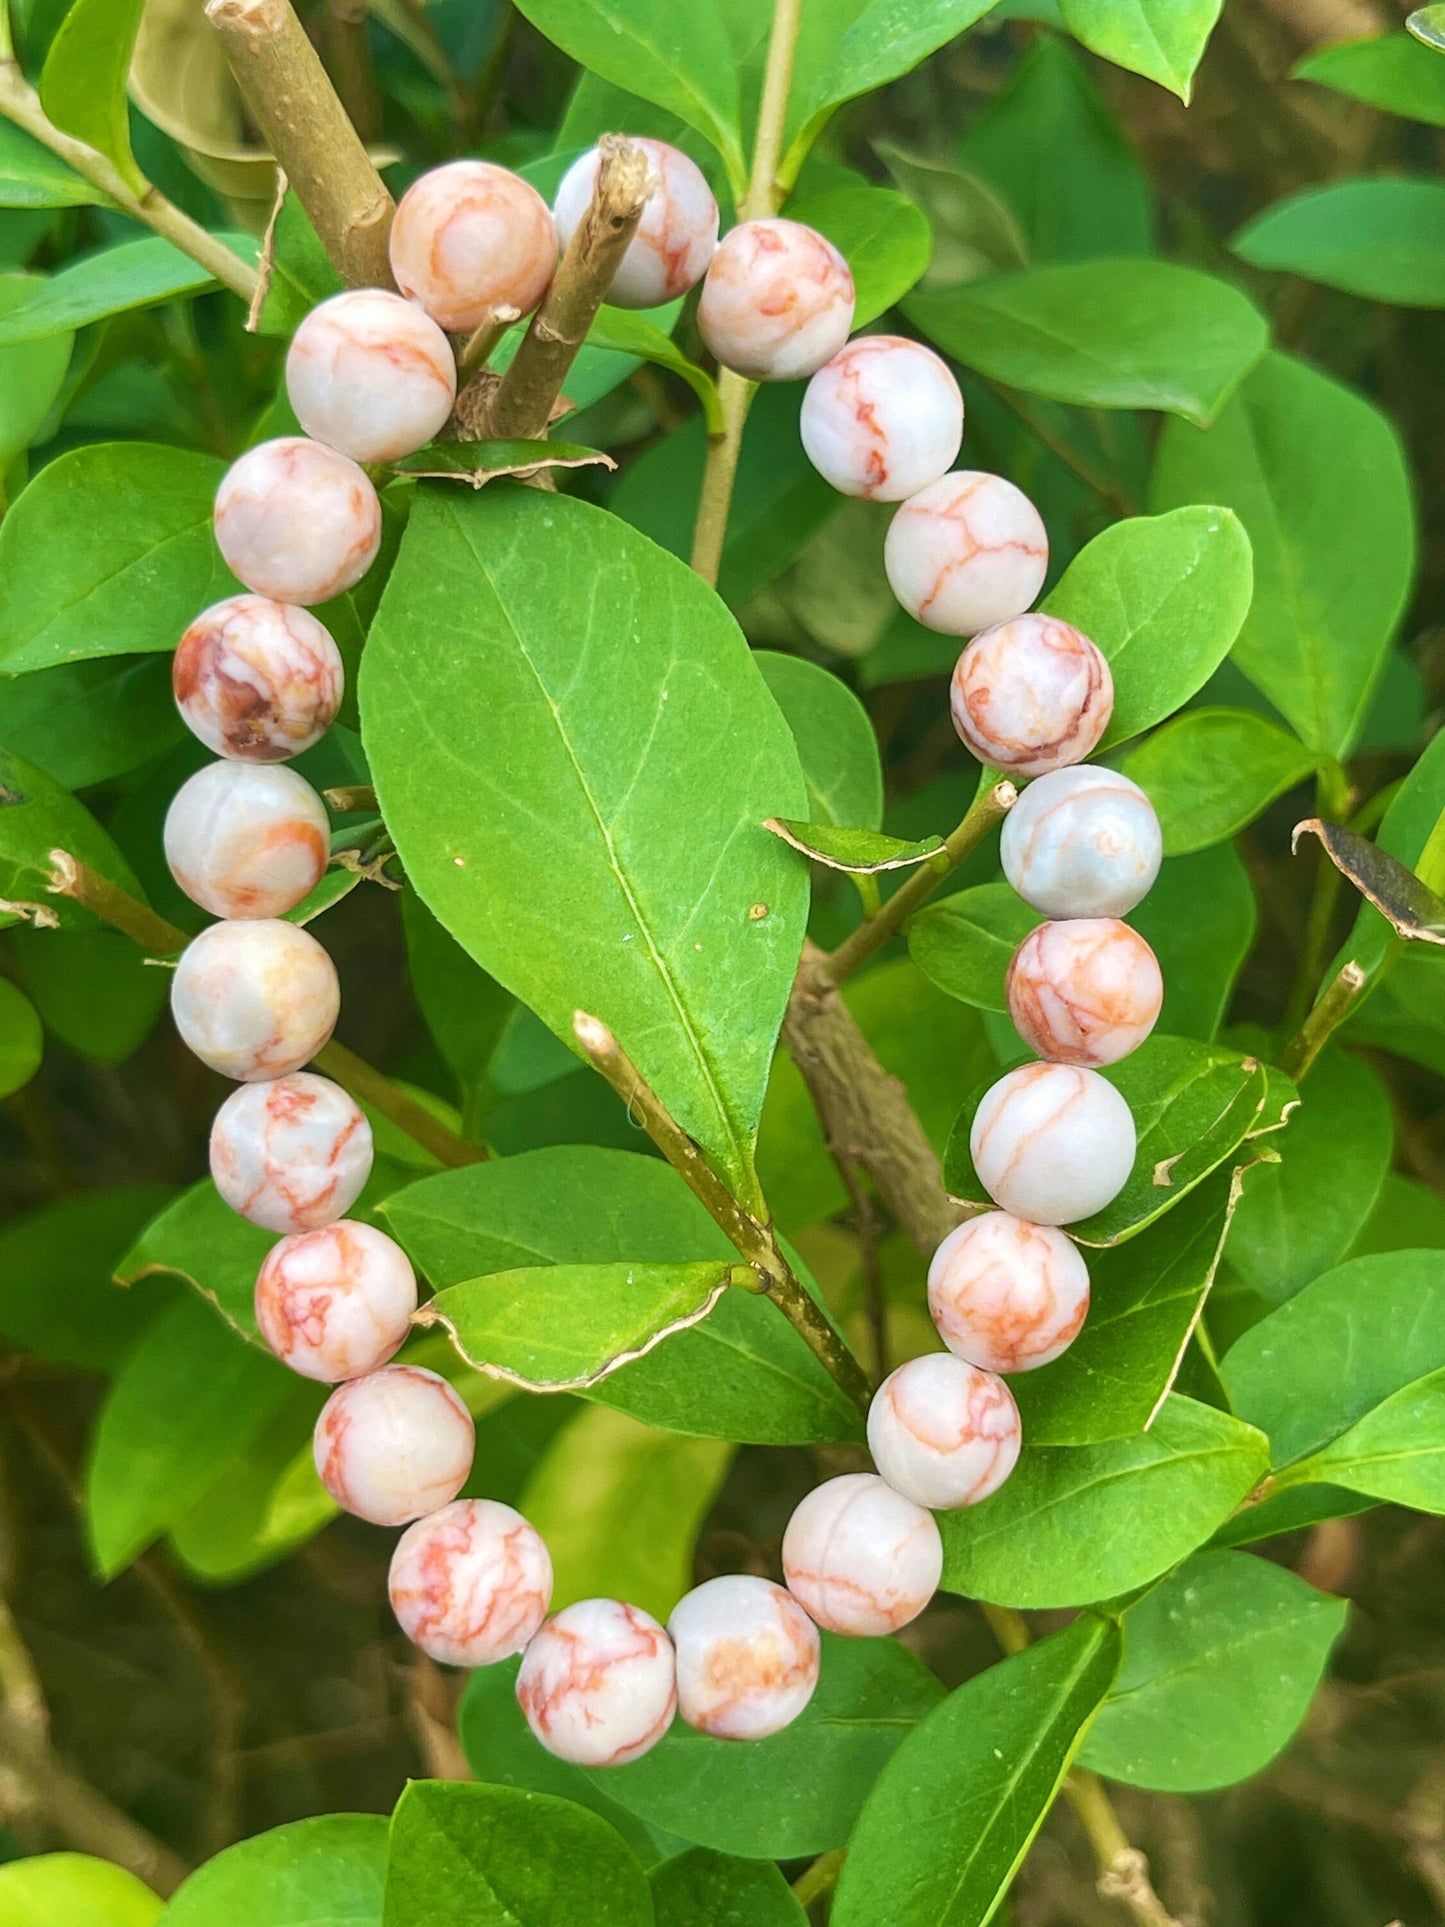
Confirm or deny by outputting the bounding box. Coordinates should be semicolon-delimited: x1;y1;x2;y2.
586;307;722;433
0;976;41;1098
755;652;883;831
650;1849;806;1926
360;485;807;1210
1129;842;1257;1039
1079;1551;1347;1789
14;925;168;1061
166;1377;330;1584
909;880;1039;1011
587;1634;946;1859
0;1854;160;1927
938;1395;1269;1607
161;1814;386;1925
115;1178;277;1342
0;745;149;929
1281;1366;1445;1511
905;260;1267;424
0;656;185;789
768;820;943;872
0;272;71;465
1122;708;1316;854
0;235;252;345
833;1614;1121;1927
876;142;1030;284
1234;177;1445;308
1059;0;1223;99
1352;1171;1445;1255
784;184;932;325
383;1781;651;1927
0;120;110;207
1209;1480;1375;1550
38;0;145;193
1042;506;1255;748
0;1184;172;1371
1295;31;1445;123
1151;351;1417;757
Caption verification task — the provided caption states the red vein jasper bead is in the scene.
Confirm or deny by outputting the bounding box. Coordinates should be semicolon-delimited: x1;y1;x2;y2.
667;1575;820;1740
516;1598;677;1766
164;761;329;921
256;1219;417;1383
286;289;457;464
928;1213;1091;1375
698;219;855;382
173;595;344;762
1000;765;1163;920
950;614;1114;777
313;1365;475;1524
800;336;963;502
171;919;339;1082
389;161;556;333
884;470;1048;637
389;1499;553;1668
867;1353;1021;1510
970;1061;1136;1226
782;1473;943;1637
554;140;717;309
211;1072;373;1233
1007;918;1163;1068
214;438;381;607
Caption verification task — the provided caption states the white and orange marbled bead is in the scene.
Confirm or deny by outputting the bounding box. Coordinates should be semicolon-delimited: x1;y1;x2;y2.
389;1499;553;1668
256;1219;417;1383
516;1598;677;1766
668;1575;819;1740
970;1061;1135;1227
164;761;329;921
553;139;717;310
286;289;457;464
1001;765;1162;920
698;219;855;383
1007;919;1163;1068
927;1213;1091;1375
211;1072;373;1233
171;919;338;1082
782;1473;942;1638
313;1364;475;1523
214;438;381;607
951;614;1113;777
884;471;1048;637
173;595;344;762
800;336;963;502
389;161;556;333
867;1353;1021;1510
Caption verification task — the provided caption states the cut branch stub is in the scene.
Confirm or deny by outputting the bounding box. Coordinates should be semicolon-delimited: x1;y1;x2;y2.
765;819;948;874
1293;817;1445;945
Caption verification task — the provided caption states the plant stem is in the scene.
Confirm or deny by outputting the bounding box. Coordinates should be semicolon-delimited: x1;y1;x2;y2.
791;1846;846;1907
573;1011;873;1414
744;0;804;220
455;306;520;385
688;369;755;587
46;851;188;953
1280;960;1367;1082
323;784;380;814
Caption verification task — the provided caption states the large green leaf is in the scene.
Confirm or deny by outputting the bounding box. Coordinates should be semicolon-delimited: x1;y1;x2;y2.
755;652;882;831
1233;177;1445;308
905;260;1267;424
1279;1367;1445;1512
115;1178;281;1342
0;120;110;207
1079;1551;1346;1789
0;273;71;467
15;924;167;1062
0;1184;173;1370
1122;708;1316;854
1295;30;1445;124
832;1615;1121;1927
0;744;149;929
908;880;1040;1012
783;183;932;325
38;0;145;194
0;977;41;1100
0;656;185;790
1129;842;1258;1040
161;1815;386;1925
0;1854;160;1927
938;1395;1269;1608
650;1850;806;1926
0;235;252;344
361;486;807;1210
1059;0;1224;99
1151;351;1417;757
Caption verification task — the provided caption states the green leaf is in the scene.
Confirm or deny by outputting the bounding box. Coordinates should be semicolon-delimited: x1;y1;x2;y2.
650;1850;806;1926
1041;506;1255;748
0;235;253;345
161;1814;386;1925
905;260;1267;424
251;189;345;337
1150;351;1417;758
909;880;1040;1011
755;652;883;831
519;1404;733;1621
586;1634;946;1859
380;1147;862;1444
1079;1551;1347;1789
383;1781;651;1927
360;485;807;1209
490;297;688;421
1059;0;1223;99
0;1184;173;1371
166;1378;330;1584
507;0;745;196
0;272;71;466
1130;843;1257;1039
0;1854;160;1927
586;308;722;433
115;1178;277;1342
938;1395;1269;1608
783;184;932;326
876;142;1030;284
38;0;146;195
1282;1366;1445;1510
767;819;944;872
0;744;148;929
1296;30;1445;122
0;656;185;790
15;925;167;1062
0;444;238;674
833;1614;1121;1927
1121;709;1316;854
0;120;110;208
1233;176;1445;308
1352;1171;1445;1256
0;976;41;1099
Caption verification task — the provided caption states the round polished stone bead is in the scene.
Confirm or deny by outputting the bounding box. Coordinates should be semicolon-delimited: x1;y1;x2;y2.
969;1061;1136;1226
313;1364;475;1524
667;1574;820;1740
800;335;963;502
286;288;457;464
256;1219;417;1383
389;1499;553;1667
867;1352;1021;1510
210;1072;373;1233
214;438;381;607
389;161;557;333
516;1598;677;1766
553;139;717;309
950;613;1113;777
1000;765;1163;919
173;594;344;762
1006;918;1163;1067
171;919;338;1082
164;761;330;921
928;1212;1091;1374
782;1472;943;1637
883;471;1048;637
698;219;855;382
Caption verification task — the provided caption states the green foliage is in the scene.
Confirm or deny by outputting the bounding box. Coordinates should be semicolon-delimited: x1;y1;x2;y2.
650;1849;806;1926
0;974;41;1097
37;0;146;194
755;652;883;830
0;1854;160;1926
1122;708;1316;854
1294;31;1445;125
783;183;932;323
0;236;252;345
1058;0;1224;99
0;120;109;206
0;1184;173;1368
1234;177;1445;308
0;744;147;928
0;273;72;470
161;1815;387;1923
